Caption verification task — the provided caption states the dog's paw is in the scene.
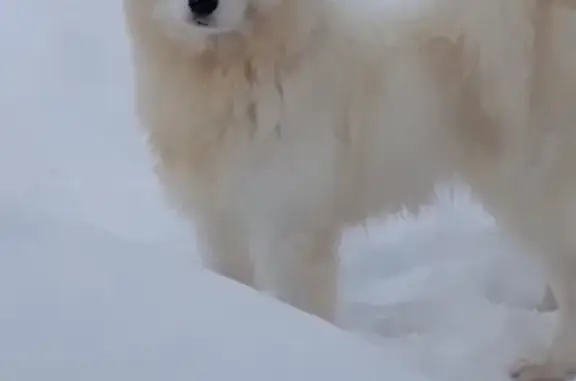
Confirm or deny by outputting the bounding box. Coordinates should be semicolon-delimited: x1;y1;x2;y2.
509;358;576;381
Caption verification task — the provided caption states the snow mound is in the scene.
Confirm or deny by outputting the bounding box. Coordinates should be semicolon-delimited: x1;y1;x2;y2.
0;211;427;381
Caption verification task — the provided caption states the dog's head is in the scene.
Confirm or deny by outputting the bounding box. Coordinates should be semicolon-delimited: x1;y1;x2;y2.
124;0;291;52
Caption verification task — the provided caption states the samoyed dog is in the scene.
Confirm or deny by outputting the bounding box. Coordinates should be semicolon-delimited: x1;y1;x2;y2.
123;0;576;379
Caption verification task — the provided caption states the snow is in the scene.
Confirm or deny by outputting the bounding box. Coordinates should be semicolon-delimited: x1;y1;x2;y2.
0;1;558;381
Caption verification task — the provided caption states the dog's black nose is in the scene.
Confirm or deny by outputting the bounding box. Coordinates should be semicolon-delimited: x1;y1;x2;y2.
188;0;219;18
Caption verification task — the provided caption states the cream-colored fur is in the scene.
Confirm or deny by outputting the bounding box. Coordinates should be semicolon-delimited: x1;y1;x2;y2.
123;0;576;379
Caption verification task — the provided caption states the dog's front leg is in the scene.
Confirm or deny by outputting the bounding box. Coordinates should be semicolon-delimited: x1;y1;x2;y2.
250;224;340;323
196;212;255;288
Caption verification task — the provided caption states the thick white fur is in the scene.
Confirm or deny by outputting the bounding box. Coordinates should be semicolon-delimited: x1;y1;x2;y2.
123;0;576;379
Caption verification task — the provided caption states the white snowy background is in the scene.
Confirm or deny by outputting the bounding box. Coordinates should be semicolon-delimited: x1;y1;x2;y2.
0;1;559;380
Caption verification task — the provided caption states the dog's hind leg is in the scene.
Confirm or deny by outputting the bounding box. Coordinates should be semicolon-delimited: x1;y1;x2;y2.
251;225;340;323
499;192;576;381
509;241;576;381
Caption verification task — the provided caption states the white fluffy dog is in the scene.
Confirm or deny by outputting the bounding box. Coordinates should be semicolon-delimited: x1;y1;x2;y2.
123;0;576;379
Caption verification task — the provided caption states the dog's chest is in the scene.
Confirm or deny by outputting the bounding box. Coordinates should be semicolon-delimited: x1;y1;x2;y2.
197;61;354;221
245;58;350;142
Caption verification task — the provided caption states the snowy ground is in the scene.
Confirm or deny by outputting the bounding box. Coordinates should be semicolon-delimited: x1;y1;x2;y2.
0;1;559;380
